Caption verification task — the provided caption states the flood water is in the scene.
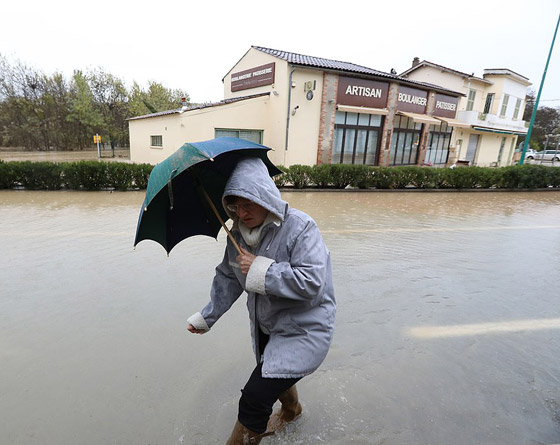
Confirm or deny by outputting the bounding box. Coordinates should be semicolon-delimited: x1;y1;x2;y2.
1;190;560;445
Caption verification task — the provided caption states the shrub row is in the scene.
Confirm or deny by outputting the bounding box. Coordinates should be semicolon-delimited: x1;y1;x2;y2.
1;161;559;191
274;164;560;190
0;160;153;190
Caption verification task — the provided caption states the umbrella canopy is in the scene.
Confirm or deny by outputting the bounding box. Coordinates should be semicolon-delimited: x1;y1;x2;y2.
134;137;282;254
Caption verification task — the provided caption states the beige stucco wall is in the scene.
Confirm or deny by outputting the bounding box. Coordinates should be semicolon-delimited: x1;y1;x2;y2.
283;68;324;166
474;133;507;166
405;67;490;112
224;48;285;100
221;49;325;167
129;114;184;165
451;128;517;166
222;48;291;165
129;95;274;165
406;66;466;94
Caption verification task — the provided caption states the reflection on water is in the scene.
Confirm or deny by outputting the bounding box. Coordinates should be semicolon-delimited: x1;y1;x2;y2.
1;190;560;445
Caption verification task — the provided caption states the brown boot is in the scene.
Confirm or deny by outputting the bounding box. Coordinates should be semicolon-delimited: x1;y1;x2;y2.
226;420;273;445
266;384;303;433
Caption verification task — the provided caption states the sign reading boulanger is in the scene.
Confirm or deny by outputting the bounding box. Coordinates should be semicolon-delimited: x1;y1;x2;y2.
231;63;275;92
432;94;459;118
337;76;389;108
396;86;428;114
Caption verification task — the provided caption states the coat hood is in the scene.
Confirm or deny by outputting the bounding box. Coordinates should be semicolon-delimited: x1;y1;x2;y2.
222;157;287;221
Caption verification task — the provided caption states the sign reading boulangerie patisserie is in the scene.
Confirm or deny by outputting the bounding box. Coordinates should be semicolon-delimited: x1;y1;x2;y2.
432;94;459;118
337;76;389;108
396;86;428;114
231;63;275;92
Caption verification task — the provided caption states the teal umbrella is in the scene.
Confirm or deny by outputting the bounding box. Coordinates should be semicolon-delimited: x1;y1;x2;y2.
134;137;282;254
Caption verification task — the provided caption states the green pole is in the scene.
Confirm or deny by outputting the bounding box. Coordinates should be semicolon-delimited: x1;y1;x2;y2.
520;13;560;165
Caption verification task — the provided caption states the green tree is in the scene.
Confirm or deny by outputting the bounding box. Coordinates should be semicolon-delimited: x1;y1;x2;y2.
88;68;129;147
128;81;190;117
0;53;192;150
67;71;105;149
520;90;560;150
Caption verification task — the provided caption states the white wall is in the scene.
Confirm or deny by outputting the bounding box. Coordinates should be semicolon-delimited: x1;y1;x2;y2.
129;95;273;164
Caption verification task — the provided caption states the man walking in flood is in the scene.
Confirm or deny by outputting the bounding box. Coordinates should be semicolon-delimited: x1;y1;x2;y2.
187;157;336;444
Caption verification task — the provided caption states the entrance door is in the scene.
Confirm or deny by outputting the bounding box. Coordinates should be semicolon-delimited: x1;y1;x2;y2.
465;134;479;165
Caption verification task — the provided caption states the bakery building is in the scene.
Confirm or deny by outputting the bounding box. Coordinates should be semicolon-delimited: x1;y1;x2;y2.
129;46;472;168
400;60;531;166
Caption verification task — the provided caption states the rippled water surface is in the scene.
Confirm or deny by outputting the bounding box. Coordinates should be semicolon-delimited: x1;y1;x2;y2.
1;190;560;445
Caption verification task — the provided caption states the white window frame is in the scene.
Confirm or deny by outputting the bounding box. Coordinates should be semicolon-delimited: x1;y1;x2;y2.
513;98;522;119
150;135;163;148
466;89;476;111
483;93;494;114
500;94;510;117
215;128;263;144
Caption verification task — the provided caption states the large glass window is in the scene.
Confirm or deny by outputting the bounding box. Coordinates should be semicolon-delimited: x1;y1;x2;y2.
332;111;384;165
426;122;453;165
215;128;263;144
390;115;422;165
466;89;476;111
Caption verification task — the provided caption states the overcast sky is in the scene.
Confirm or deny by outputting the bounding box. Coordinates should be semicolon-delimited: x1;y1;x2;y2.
2;0;559;106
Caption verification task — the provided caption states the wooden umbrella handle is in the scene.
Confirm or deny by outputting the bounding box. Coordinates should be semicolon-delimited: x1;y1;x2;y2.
199;186;242;255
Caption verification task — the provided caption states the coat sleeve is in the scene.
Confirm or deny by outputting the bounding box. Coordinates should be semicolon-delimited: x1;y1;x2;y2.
199;244;245;329
246;219;329;302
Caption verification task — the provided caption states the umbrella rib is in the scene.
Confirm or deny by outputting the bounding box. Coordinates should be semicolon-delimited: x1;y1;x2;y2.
167;169;178;210
198;149;214;162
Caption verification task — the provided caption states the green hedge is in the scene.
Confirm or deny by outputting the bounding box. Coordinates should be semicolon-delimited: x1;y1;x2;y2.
1;160;559;191
276;164;560;190
0;160;154;190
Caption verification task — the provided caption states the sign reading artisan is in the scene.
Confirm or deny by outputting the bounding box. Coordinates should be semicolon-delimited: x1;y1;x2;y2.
432;94;459;118
231;63;275;92
337;76;389;109
396;86;428;114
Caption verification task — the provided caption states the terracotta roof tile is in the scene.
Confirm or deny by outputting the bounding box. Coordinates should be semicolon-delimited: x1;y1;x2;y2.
128;93;270;121
253;46;463;96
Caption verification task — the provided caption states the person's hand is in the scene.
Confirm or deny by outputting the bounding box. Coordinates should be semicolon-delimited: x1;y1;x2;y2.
187;324;205;334
236;247;256;275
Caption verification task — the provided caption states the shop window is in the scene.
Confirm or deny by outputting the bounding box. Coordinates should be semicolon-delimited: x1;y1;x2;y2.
332;111;383;165
466;89;476;111
215;129;263;144
500;94;510;117
390;115;422;166
426;122;453;165
150;135;163;147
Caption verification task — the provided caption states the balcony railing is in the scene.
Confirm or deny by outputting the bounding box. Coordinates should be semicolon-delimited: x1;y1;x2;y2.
456;110;528;134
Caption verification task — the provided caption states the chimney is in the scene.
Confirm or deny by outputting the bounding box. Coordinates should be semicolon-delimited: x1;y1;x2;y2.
412;57;420;67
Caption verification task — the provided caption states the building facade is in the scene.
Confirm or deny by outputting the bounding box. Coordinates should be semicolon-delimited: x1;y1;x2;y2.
400;60;531;166
131;47;528;169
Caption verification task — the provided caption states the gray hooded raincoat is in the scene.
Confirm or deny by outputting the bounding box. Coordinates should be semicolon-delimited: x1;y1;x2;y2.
188;158;336;379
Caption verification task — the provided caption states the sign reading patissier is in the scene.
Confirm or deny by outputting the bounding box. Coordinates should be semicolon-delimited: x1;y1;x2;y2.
231;63;275;92
337;76;389;108
432;93;459;118
396;86;428;114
